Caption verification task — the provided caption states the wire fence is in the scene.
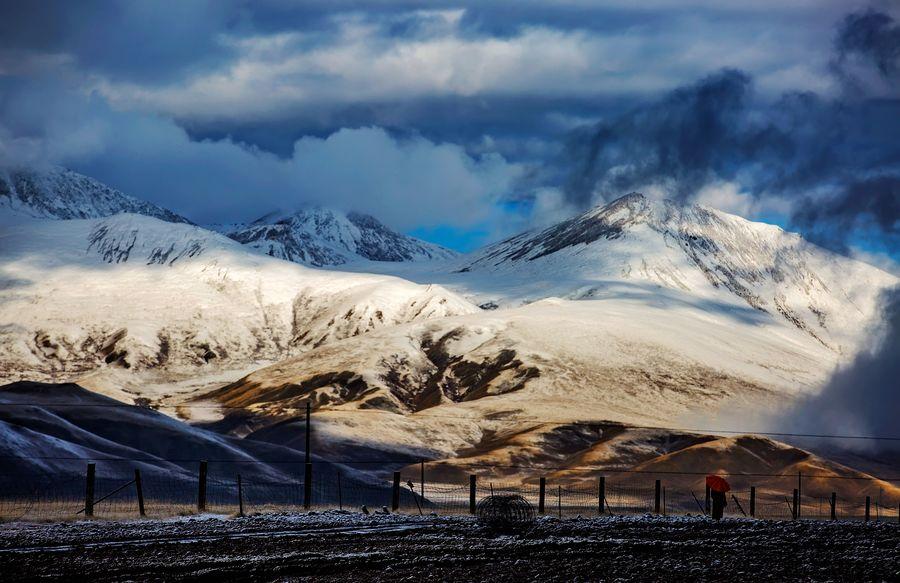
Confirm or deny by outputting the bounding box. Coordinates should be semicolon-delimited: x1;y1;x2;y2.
1;463;898;524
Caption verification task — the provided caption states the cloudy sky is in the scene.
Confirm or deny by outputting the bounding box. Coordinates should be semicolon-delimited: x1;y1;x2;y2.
1;1;898;256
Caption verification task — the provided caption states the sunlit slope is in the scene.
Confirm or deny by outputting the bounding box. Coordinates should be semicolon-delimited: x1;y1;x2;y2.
0;214;477;381
203;290;838;460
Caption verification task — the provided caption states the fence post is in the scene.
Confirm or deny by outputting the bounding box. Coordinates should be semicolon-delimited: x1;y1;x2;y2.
599;476;605;515
830;492;836;521
197;460;208;512
304;401;312;510
797;472;802;520
391;472;401;511
420;460;425;500
337;471;343;511
654;480;661;514
84;463;96;518
469;475;476;514
864;496;870;522
236;474;244;517
792;488;798;520
538;477;546;514
134;469;145;517
749;486;756;518
705;484;711;515
557;485;562;519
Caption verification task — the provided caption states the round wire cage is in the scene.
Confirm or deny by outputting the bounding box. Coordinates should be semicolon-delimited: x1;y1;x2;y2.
475;494;536;530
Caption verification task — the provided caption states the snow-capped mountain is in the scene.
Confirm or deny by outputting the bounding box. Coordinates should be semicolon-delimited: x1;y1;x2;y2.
222;207;458;267
0;213;477;383
441;193;895;352
2;176;896;488
196;193;896;468
0;165;190;223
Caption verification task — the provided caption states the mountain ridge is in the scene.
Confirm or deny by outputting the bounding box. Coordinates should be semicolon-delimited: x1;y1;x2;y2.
0;212;477;381
451;192;896;351
222;206;458;267
0;165;191;224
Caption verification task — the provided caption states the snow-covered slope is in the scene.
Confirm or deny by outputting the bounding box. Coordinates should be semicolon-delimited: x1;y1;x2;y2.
0;165;190;223
221;207;457;267
196;194;896;470
0;213;477;381
202;291;838;457
380;193;895;354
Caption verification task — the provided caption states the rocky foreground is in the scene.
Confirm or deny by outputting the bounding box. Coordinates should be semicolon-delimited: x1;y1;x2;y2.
1;512;898;581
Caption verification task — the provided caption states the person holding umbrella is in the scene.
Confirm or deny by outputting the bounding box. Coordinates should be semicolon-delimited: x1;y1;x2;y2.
706;475;730;520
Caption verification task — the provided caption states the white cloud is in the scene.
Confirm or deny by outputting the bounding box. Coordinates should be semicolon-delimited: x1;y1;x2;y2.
694;181;755;217
88;11;838;123
0;83;521;228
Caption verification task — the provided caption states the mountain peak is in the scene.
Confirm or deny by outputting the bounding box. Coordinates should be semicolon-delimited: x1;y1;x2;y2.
606;191;646;205
0;165;191;224
459;192;896;350
226;206;458;267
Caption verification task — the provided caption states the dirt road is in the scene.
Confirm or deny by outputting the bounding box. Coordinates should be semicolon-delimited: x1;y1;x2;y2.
1;512;898;581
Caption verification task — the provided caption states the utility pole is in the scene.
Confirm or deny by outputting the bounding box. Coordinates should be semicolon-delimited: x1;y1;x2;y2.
303;401;312;509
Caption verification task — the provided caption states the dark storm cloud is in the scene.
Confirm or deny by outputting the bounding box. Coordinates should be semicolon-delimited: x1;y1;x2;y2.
185;94;620;160
562;71;881;202
561;9;900;252
835;8;900;78
0;1;241;84
793;176;900;253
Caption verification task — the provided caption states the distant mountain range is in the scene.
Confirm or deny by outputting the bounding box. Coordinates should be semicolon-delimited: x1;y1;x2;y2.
0;164;456;267
0;166;190;223
1;164;896;489
218;208;457;267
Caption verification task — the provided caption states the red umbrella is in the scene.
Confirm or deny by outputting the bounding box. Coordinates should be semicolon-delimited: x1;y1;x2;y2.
706;475;731;493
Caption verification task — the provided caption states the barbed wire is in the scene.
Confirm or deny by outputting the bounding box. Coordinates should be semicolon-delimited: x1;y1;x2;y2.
0;453;897;481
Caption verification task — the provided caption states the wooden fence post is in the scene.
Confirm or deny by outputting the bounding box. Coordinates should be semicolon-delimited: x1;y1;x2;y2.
84;463;96;518
303;463;313;510
303;401;312;510
134;469;145;517
864;496;870;522
654;480;661;514
391;472;401;511
469;475;476;514
197;460;208;512
749;486;756;518
830;492;836;521
538;477;546;514
237;474;244;517
792;488;798;520
337;471;343;511
557;485;562;519
599;477;606;515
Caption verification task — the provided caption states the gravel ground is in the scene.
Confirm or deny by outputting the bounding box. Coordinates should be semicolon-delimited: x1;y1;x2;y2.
1;511;898;581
